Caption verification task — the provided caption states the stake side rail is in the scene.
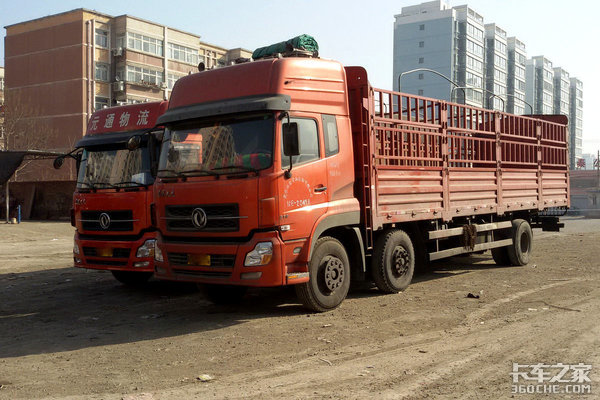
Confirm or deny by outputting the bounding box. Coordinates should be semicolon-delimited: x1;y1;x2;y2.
366;87;568;225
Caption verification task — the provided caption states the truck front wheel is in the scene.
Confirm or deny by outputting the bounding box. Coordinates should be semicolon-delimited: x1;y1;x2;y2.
371;229;415;293
111;270;152;286
296;236;350;312
507;219;533;266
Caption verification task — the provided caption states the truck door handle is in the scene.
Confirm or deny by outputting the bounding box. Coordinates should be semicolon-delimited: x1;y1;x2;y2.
314;186;327;193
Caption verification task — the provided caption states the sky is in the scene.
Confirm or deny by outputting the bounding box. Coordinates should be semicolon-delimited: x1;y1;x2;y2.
1;0;599;154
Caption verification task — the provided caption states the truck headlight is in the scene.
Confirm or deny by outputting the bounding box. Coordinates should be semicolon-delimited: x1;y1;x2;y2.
136;239;156;258
154;241;164;262
73;243;80;255
244;242;273;266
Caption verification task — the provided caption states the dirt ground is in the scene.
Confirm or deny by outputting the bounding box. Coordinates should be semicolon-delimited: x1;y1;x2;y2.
0;218;599;399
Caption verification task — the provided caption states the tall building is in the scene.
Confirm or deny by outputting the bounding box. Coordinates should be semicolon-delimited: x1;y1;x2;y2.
393;1;456;102
525;56;554;115
3;8;251;218
484;23;507;111
570;77;583;168
553;67;570;116
506;37;527;114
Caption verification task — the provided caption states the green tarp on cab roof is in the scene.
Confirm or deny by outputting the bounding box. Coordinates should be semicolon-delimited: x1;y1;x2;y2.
252;34;319;60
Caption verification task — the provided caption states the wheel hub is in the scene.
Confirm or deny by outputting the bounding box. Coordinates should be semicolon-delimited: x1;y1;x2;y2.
323;256;344;292
392;246;409;277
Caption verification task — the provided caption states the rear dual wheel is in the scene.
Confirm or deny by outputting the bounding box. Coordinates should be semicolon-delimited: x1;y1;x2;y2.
371;229;415;293
492;219;532;266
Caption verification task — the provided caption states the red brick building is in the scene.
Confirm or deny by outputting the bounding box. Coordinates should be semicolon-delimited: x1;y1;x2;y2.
3;9;250;218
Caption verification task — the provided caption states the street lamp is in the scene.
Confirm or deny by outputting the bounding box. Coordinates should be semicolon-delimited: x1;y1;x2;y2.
397;68;459;95
502;93;533;114
450;86;505;112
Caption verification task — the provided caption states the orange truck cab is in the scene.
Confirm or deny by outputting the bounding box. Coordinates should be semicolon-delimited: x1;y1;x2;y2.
153;57;359;306
152;52;568;311
71;101;168;285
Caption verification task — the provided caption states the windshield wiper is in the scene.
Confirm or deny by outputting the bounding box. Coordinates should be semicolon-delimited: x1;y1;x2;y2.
93;182;118;189
77;181;96;189
211;165;259;174
180;168;219;177
158;169;186;179
114;181;147;187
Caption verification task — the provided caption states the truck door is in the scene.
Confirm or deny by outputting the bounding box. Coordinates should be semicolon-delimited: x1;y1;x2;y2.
279;116;328;241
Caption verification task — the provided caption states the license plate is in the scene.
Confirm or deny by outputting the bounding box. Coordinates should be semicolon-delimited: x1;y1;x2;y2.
188;254;210;266
97;247;113;257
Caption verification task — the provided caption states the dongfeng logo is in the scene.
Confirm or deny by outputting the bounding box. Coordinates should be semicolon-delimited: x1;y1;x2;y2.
191;208;208;229
99;213;111;230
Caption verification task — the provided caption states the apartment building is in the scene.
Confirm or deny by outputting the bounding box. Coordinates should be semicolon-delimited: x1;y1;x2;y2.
506;37;527;114
525;56;554;115
570;78;583;168
3;9;251;218
484;23;507;111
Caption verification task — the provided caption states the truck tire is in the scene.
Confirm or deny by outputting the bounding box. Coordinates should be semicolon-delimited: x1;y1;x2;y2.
507;219;533;266
202;284;248;305
296;236;350;312
491;246;511;266
371;229;415;293
111;270;152;286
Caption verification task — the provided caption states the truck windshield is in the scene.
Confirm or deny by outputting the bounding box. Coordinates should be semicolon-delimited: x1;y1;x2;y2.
158;113;273;177
77;144;154;189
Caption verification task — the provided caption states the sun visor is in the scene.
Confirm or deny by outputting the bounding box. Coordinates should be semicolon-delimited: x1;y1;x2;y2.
157;94;291;125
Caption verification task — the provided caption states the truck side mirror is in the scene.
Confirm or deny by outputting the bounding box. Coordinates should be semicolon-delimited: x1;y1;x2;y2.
53;156;64;169
282;122;300;156
127;135;141;151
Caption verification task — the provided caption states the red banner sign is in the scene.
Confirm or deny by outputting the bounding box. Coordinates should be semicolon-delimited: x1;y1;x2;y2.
86;101;168;134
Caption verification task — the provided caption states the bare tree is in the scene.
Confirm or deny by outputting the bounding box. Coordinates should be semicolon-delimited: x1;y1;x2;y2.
0;100;56;175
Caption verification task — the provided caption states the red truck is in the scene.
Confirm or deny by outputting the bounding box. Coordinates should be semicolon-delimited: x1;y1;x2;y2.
151;55;568;311
65;101;168;285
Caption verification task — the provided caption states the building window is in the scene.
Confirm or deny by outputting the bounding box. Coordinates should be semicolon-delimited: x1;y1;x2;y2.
466;72;482;88
419;41;424;48
125;65;164;86
167;73;185;90
168;43;199;65
95;29;108;48
419;24;425;31
418;57;424;64
496;41;507;54
494;54;507;69
467;23;484;40
418;73;424;80
466;40;483;57
466;56;483;73
95;96;108;111
201;49;223;69
418;89;424;96
127;32;163;56
95;63;109;82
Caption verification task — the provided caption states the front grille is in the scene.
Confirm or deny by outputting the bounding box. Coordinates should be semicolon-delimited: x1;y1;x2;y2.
172;269;232;279
81;210;134;232
165;204;239;232
167;252;236;267
83;247;131;258
86;259;128;266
